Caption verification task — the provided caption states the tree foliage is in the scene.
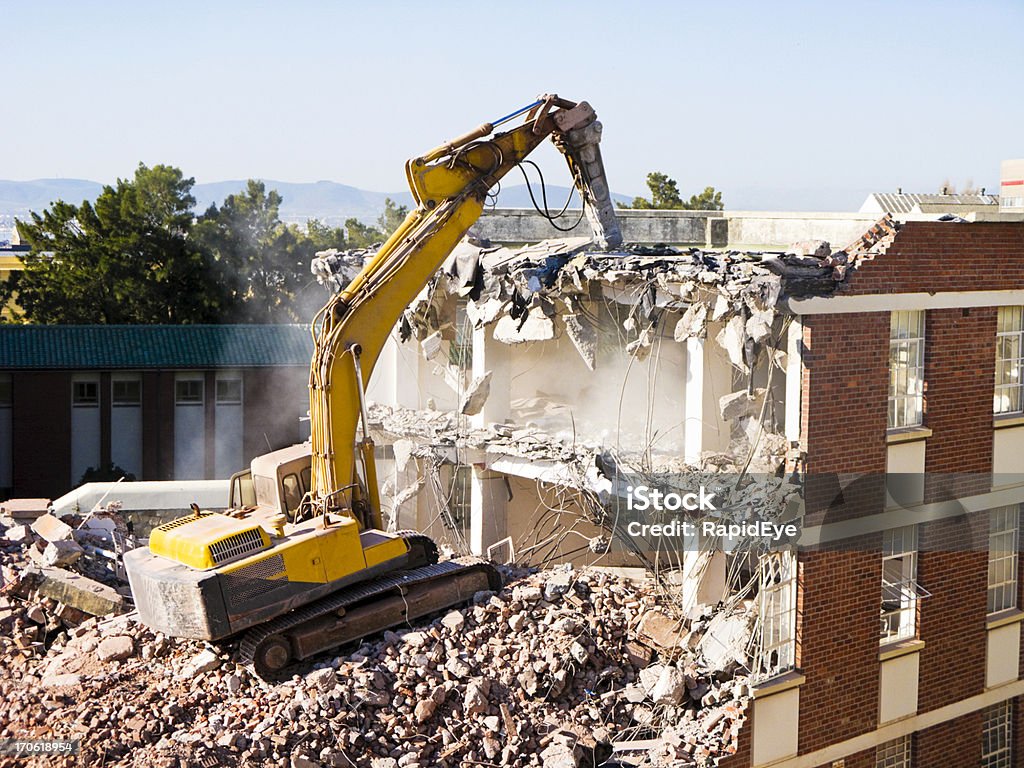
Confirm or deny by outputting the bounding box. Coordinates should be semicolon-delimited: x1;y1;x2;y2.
620;172;724;211
5;164;229;324
2;167;350;324
195;181;346;322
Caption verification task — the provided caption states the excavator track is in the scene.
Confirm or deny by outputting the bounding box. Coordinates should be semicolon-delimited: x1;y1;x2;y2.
239;537;501;676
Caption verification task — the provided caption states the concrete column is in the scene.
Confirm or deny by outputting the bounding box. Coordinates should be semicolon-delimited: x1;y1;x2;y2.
470;327;510;427
684;337;704;465
470;466;508;557
469;327;511;555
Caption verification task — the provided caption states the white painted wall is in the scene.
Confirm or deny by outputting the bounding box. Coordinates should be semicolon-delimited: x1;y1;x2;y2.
214;372;243;479
987;623;1022;689
70;374;101;485
174;373;205;480
110;373;142;479
879;651;920;723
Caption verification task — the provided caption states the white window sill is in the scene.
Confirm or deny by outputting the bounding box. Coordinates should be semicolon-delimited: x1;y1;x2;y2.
987;608;1024;630
886;426;932;444
993;413;1024;429
879;637;925;661
752;669;806;699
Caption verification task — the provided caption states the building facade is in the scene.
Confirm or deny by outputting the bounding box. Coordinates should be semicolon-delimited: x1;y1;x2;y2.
0;325;311;500
357;219;1024;767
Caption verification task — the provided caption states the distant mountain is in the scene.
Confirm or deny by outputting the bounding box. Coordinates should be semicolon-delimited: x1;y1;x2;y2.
0;179;633;231
0;179;104;215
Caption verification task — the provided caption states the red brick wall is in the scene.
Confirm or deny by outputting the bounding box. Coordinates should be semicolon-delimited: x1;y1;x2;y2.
842;222;1024;296
813;747;874;768
800;312;889;527
917;517;988;715
11;372;71;498
916;712;982;768
922;307;996;502
797;548;882;753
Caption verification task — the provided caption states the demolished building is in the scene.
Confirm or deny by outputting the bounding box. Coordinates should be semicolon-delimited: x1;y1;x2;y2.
314;216;1024;767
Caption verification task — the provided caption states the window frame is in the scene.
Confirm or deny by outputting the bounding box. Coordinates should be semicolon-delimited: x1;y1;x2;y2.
982;700;1013;768
754;550;797;682
888;310;926;430
994;306;1023;415
881;525;925;644
876;734;912;768
215;376;243;406
175;378;204;406
111;377;141;407
988;505;1020;615
72;379;99;408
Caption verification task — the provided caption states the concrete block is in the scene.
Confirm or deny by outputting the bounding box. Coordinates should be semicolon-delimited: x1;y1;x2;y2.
20;567;124;616
31;513;74;543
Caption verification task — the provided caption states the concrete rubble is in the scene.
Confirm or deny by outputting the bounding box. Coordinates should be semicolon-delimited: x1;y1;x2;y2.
0;551;753;768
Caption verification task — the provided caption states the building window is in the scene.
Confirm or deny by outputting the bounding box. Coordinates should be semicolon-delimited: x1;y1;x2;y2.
889;310;925;429
876;735;912;768
754;551;797;681
988;506;1020;615
983;700;1013;768
112;378;141;406
72;379;99;407
175;378;204;405
881;526;923;643
0;375;10;407
995;307;1023;415
449;297;474;369
216;377;243;405
445;464;472;536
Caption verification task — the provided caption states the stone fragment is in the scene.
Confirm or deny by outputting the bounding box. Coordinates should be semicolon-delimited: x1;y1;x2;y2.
96;635;135;662
440;610;465;633
179;648;220;678
459;371;491;416
20;567;123;616
43;539;84;567
306;667;336;691
31;513;74;543
463;678;490;716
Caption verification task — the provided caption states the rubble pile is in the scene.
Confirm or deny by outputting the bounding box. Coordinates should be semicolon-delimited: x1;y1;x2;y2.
0;543;753;768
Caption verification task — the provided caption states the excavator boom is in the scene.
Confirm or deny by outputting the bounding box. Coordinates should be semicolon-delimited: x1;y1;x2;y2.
309;95;621;523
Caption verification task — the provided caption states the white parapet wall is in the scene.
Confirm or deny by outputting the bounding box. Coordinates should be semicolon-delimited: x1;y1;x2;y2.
475;208;880;250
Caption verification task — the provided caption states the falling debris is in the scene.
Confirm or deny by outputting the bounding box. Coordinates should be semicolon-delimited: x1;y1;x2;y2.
460;370;493;416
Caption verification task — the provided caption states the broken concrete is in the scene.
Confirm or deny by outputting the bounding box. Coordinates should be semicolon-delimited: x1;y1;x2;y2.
459;371;492;416
20;567;124;616
31;513;74;543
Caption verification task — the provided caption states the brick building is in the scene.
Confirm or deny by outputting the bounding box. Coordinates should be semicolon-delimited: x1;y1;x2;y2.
0;324;312;500
711;221;1024;767
351;219;1024;766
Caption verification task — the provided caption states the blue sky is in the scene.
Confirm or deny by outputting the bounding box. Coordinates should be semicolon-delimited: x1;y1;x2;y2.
2;0;1022;209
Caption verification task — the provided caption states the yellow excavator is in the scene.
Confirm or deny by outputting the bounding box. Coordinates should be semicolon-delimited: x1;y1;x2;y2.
124;94;622;675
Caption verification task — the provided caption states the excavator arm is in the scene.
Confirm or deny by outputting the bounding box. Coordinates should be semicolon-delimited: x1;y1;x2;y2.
308;95;621;525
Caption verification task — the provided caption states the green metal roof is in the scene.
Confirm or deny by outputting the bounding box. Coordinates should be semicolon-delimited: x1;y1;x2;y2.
0;325;314;369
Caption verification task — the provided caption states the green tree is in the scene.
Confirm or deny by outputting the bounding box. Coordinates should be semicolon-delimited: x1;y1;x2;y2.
196;182;348;323
620;172;724;211
2;164;228;324
344;217;385;249
376;197;409;237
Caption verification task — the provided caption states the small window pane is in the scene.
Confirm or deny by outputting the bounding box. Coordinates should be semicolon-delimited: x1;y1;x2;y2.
0;375;10;406
216;378;242;405
73;380;99;407
112;379;141;406
175;379;204;405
